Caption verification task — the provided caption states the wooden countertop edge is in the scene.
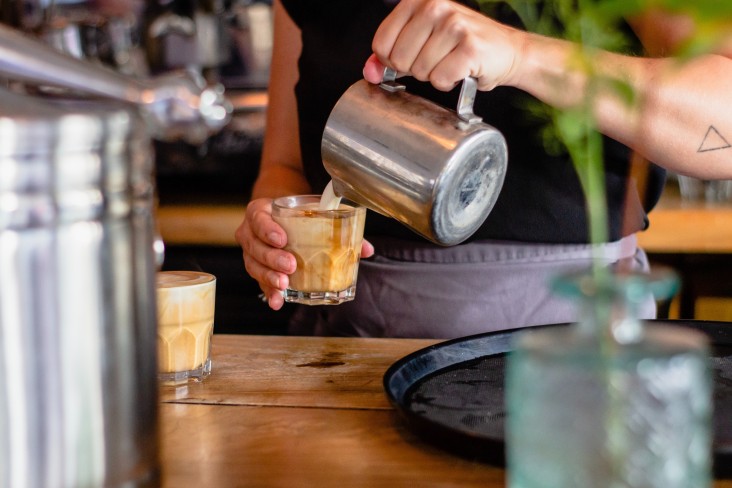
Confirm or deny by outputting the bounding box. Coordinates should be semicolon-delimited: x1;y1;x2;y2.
157;201;732;253
638;206;732;254
157;204;245;246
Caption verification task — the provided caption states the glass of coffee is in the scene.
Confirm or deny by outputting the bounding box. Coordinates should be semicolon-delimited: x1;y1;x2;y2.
156;271;216;385
272;195;366;305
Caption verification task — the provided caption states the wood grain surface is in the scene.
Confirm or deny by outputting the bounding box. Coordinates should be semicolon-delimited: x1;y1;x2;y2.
158;335;732;487
158;335;437;409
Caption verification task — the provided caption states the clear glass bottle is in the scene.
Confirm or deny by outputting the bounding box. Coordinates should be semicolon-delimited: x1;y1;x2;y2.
506;268;712;488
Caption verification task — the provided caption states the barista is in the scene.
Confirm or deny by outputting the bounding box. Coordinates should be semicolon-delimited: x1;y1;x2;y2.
235;0;729;338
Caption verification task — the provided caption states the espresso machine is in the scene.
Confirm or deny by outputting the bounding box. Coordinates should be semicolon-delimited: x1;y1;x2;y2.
0;0;149;77
0;3;232;486
0;0;271;194
141;0;272;196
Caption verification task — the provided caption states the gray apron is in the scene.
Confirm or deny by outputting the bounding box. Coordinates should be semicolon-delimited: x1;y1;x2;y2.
288;235;655;339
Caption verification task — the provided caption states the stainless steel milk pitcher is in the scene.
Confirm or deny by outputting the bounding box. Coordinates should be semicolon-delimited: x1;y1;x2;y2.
322;68;508;246
0;89;160;487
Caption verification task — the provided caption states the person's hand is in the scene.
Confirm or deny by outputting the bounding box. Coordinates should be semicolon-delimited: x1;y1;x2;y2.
363;0;523;92
235;198;295;310
235;198;376;310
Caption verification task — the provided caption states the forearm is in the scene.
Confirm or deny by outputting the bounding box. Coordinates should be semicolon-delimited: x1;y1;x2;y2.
250;0;311;201
613;54;732;180
512;32;732;179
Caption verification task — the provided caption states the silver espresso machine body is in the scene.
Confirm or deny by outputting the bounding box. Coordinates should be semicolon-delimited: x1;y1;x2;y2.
0;8;232;487
0;88;160;488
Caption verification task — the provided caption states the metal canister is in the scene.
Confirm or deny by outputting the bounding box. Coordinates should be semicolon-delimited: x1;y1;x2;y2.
322;68;508;246
0;88;160;487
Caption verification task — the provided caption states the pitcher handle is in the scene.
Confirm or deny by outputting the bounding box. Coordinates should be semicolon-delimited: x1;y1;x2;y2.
379;66;482;124
379;66;406;92
457;77;483;124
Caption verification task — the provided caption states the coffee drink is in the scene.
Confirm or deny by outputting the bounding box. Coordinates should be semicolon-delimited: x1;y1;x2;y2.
156;271;216;384
272;196;366;305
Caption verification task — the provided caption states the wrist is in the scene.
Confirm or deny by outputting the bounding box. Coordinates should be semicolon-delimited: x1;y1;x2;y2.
511;32;591;109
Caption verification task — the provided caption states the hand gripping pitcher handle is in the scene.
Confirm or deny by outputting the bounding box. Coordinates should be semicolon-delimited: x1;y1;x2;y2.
321;66;508;246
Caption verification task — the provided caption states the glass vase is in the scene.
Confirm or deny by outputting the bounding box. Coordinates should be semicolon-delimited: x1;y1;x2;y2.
506;268;712;488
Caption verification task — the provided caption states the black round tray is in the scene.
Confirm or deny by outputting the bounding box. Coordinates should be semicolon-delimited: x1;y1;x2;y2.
383;320;732;478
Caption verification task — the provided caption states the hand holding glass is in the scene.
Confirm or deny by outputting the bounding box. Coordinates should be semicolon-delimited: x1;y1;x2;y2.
272;195;366;305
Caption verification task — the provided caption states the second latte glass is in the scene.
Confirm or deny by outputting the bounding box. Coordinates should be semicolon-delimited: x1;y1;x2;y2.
272;195;366;305
157;271;216;386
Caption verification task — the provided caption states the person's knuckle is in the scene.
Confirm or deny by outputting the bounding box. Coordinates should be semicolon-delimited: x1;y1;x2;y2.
411;62;430;80
442;12;469;38
421;0;448;20
430;71;458;92
243;258;258;279
264;248;285;270
390;57;411;75
239;231;255;256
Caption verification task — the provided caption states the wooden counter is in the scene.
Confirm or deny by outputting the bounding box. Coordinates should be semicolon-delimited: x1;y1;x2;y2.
159;334;732;487
157;203;244;247
637;193;732;254
159;335;503;487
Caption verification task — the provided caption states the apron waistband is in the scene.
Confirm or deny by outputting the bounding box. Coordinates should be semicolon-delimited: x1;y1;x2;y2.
368;234;639;265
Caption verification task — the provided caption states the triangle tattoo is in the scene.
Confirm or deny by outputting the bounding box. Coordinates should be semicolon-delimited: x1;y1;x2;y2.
698;125;731;152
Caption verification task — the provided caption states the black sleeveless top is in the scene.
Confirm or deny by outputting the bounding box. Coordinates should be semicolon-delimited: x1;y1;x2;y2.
279;0;665;244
